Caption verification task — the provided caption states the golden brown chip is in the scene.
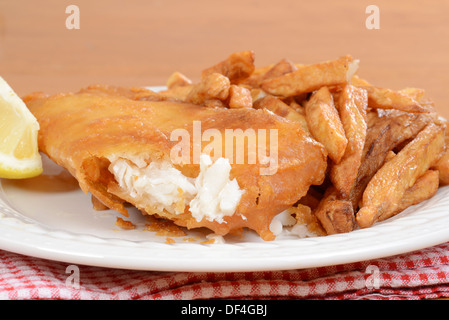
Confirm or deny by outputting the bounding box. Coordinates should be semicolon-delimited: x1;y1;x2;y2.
260;55;358;97
431;119;449;185
166;71;192;89
228;85;253;109
313;187;356;235
201;50;255;84
261;58;298;81
305;86;347;163
329;85;368;198
349;110;436;210
386;169;439;219
253;95;308;132
186;72;230;105
363;86;432;113
356;123;445;228
238;65;273;88
433;151;449;185
352;75;434;113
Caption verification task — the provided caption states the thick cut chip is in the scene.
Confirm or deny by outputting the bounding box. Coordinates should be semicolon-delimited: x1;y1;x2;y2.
260;55;359;97
313;187;356;235
330;85;368;197
228;85;252;109
166;71;192;89
363;86;432;113
433;151;449;185
356;123;445;228
348;110;436;210
260;58;298;81
387;169;439;219
431;120;449;185
253;95;309;132
305;86;347;163
186;72;231;105
201;51;255;84
351;75;434;113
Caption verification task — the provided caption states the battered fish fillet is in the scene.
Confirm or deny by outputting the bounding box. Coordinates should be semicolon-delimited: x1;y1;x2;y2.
24;86;327;241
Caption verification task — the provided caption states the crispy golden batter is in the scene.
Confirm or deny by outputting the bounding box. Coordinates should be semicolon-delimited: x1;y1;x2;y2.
25;86;327;241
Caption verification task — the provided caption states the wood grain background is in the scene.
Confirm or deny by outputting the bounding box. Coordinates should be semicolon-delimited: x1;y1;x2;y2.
1;0;448;117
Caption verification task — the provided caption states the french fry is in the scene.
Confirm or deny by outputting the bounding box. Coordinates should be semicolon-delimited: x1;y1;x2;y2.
228;84;252;109
305;86;347;163
385;169;439;219
166;71;192;89
238;65;273;88
363;86;432;113
253;95;309;133
433;151;449;185
348;110;436;210
260;58;297;81
186;72;230;105
313;186;356;235
430;118;449;184
260;55;359;97
330;85;368;197
352;75;434;113
201;50;255;84
356;122;445;228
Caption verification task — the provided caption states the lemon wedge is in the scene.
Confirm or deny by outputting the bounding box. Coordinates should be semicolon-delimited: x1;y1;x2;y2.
0;76;42;179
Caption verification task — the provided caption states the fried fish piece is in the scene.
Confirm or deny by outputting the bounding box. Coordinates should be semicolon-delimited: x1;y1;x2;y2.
25;86;327;241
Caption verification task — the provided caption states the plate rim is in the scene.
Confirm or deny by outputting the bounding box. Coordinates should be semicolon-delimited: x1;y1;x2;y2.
1;183;449;272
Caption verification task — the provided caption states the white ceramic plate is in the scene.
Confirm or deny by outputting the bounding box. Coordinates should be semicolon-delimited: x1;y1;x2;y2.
1;153;449;272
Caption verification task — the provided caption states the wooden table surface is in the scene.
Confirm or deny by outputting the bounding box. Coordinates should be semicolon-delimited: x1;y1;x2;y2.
1;0;448;117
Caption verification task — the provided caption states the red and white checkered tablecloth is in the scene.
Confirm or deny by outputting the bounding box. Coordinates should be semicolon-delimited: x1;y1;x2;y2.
1;242;449;300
